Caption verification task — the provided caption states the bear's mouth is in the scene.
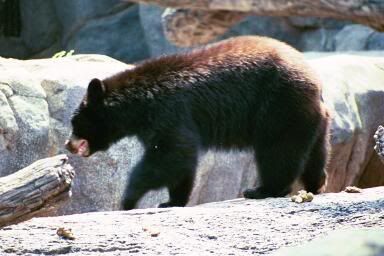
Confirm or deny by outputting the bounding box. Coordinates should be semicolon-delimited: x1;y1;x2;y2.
77;139;90;157
65;138;91;157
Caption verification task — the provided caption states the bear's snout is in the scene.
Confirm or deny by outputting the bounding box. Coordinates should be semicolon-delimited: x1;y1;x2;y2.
65;138;90;157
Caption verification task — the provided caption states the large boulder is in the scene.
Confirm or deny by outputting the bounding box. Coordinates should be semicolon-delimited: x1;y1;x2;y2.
0;187;383;255
0;55;135;214
0;53;383;215
310;53;384;190
65;4;150;63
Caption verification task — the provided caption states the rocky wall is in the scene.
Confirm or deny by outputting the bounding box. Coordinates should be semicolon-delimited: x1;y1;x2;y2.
0;1;384;62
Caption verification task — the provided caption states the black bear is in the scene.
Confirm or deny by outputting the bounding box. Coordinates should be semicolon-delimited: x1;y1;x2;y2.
66;36;330;210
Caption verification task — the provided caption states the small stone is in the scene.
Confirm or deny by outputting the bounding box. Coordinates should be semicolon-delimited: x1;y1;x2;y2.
56;227;75;240
344;186;363;193
290;190;314;203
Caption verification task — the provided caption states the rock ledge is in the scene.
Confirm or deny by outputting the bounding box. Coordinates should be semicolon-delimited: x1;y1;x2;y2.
0;187;383;255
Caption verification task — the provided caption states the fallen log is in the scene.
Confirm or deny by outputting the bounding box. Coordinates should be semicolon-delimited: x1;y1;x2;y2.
0;154;74;228
374;125;384;164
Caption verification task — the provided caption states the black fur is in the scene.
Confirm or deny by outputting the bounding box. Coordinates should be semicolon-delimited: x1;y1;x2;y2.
68;36;330;209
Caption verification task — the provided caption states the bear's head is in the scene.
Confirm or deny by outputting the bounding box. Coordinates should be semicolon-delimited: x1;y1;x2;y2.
65;78;111;157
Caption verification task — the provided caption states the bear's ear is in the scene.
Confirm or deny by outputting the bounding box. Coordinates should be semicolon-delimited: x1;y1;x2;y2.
87;78;105;105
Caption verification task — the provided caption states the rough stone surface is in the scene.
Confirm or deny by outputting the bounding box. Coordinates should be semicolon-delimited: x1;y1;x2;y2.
0;53;384;216
0;187;383;255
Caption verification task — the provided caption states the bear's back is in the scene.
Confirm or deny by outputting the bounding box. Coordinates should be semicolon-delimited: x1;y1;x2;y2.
103;36;317;94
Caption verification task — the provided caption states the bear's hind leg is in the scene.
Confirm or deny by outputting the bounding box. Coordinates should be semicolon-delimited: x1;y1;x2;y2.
156;132;198;208
244;136;311;199
301;120;329;194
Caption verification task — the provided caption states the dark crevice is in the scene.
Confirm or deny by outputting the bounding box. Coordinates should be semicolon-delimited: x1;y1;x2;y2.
0;0;21;37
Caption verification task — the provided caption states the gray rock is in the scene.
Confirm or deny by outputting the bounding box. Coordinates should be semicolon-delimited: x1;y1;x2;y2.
190;150;257;205
310;54;384;190
0;55;134;212
367;32;384;50
334;24;375;51
0;91;18;152
299;28;338;51
20;0;60;54
8;95;49;143
0;187;383;255
274;229;384;256
66;5;150;63
139;4;187;58
288;16;350;29
222;15;301;48
0;37;28;59
30;40;62;59
52;0;128;38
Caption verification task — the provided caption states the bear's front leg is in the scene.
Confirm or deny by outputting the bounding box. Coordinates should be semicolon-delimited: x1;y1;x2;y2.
122;128;199;210
158;172;195;208
122;155;164;210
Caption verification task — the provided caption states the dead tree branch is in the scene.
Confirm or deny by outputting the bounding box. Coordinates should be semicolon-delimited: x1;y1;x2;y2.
374;126;384;164
0;154;74;228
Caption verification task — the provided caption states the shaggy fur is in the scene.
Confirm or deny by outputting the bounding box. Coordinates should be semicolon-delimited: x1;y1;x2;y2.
67;36;330;210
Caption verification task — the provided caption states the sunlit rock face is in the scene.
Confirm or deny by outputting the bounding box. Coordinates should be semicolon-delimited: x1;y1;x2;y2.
0;53;384;215
0;55;136;214
309;53;384;191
